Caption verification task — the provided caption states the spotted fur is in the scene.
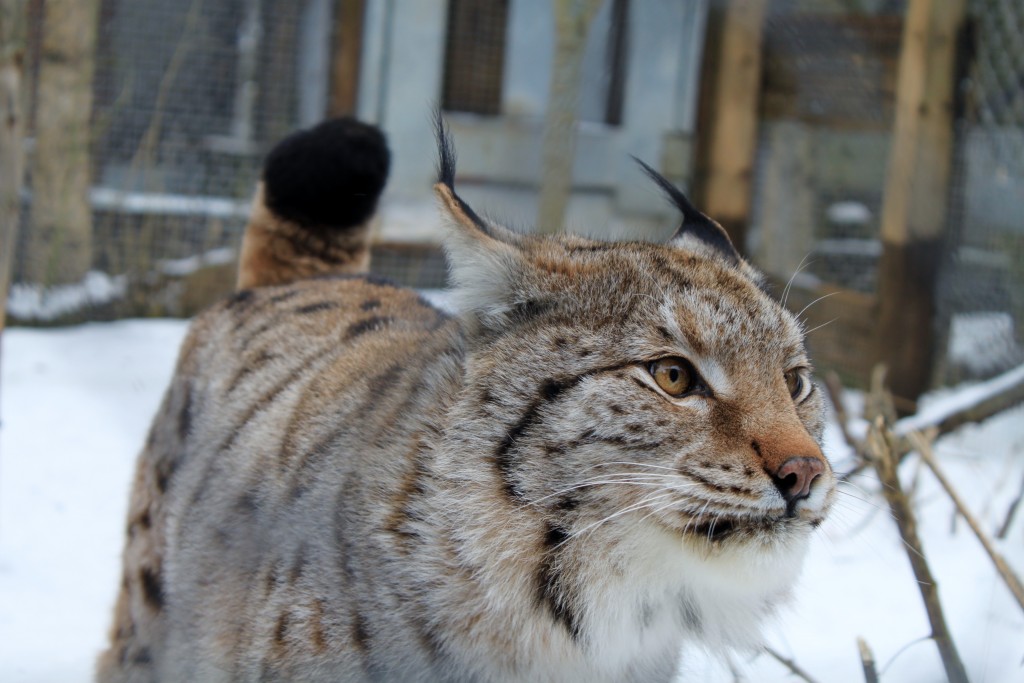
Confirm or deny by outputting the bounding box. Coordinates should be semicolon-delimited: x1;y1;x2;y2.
97;117;835;683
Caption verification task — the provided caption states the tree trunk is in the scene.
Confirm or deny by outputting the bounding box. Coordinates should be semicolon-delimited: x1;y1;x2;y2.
1;0;27;328
24;0;100;287
536;0;603;235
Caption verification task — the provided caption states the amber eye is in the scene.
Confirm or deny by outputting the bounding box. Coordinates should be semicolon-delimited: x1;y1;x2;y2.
785;368;808;402
649;357;699;397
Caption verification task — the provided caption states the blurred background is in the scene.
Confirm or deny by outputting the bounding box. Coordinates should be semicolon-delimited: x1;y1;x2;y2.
1;0;1023;407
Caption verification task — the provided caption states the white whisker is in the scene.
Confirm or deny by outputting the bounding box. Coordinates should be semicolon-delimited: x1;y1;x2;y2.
794;291;839;322
803;317;837;336
567;493;676;542
781;252;814;308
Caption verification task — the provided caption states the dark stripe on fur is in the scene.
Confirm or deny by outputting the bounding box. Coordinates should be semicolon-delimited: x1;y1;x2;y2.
408;611;447;665
385;437;430;552
295;301;340;315
537;522;582;643
345;316;394;340
681;468;757;497
185;343;343;520
569;430;664;453
139;567;164;610
177;385;192;441
226;350;277;395
495;364;630;501
678;596;703;632
221;343;341;454
227;289;256;309
273;611;291;655
494;379;581;499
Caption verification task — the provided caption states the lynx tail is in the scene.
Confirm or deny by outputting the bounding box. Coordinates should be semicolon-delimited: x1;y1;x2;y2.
236;117;391;289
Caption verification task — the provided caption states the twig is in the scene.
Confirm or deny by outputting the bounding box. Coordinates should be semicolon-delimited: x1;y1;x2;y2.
857;637;879;683
909;430;1024;615
865;411;968;683
997;467;1024;540
894;364;1024;440
822;371;874;485
824;371;858;449
764;646;821;683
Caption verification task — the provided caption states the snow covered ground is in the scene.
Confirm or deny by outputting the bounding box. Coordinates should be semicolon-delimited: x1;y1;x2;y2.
0;319;1021;682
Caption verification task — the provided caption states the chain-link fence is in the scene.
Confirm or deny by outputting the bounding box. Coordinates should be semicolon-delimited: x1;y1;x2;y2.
749;0;906;384
10;0;322;321
936;0;1024;383
6;0;1023;391
748;0;1023;387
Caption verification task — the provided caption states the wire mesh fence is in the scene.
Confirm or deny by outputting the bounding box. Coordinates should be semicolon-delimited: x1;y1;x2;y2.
749;0;1023;386
749;0;905;383
5;0;1023;391
935;0;1024;383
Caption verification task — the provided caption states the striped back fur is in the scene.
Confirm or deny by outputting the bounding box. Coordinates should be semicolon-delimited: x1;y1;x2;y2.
97;116;835;683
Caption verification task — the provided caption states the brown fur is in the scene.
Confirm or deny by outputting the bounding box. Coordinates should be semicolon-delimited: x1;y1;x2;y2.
98;120;834;683
237;184;372;289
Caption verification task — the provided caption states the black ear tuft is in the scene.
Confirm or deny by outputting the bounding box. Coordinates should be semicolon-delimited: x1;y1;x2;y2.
435;109;457;190
632;157;740;266
263;117;390;231
433;110;489;233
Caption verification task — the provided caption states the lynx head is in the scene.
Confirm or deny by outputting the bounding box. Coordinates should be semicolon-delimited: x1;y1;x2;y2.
433;118;834;581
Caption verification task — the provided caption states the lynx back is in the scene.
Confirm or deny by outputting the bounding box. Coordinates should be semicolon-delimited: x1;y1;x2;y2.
98;116;834;683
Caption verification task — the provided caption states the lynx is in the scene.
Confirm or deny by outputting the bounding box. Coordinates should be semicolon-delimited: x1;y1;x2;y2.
97;115;835;683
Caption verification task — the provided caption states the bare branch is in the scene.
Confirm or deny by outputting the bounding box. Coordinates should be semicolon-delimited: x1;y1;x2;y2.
997;468;1024;540
895;364;1024;440
864;410;968;683
857;637;879;683
763;647;821;683
822;370;874;485
909;430;1024;615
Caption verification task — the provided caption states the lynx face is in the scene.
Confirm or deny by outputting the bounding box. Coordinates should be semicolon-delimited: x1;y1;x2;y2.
439;195;833;561
432;164;836;659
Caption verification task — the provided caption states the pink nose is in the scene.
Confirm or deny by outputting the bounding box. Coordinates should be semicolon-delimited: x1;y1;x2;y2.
772;457;824;503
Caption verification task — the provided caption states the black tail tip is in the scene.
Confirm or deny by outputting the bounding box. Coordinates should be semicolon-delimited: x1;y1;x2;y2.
263;117;391;230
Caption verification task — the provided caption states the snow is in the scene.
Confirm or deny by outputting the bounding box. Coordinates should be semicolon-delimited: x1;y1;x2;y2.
1;320;1022;682
814;238;883;258
946;312;1023;379
897;363;1024;437
157;247;237;277
6;272;127;322
826;201;873;225
89;187;251;219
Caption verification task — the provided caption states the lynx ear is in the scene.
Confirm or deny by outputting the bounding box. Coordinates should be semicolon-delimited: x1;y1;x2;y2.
633;157;740;266
434;114;526;328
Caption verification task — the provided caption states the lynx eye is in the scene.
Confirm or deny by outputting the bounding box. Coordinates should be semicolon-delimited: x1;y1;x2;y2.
649;357;701;397
785;368;809;402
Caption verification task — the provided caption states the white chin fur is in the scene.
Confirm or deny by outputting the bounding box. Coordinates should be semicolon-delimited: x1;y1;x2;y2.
585;524;810;677
677;530;810;651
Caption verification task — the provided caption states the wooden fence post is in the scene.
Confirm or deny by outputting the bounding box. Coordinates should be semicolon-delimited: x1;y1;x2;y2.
536;0;604;235
24;0;100;287
694;0;766;253
874;0;967;406
1;0;26;329
329;0;366;117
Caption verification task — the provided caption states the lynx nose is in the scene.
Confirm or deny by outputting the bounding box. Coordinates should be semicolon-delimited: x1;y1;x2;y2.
772;457;824;504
